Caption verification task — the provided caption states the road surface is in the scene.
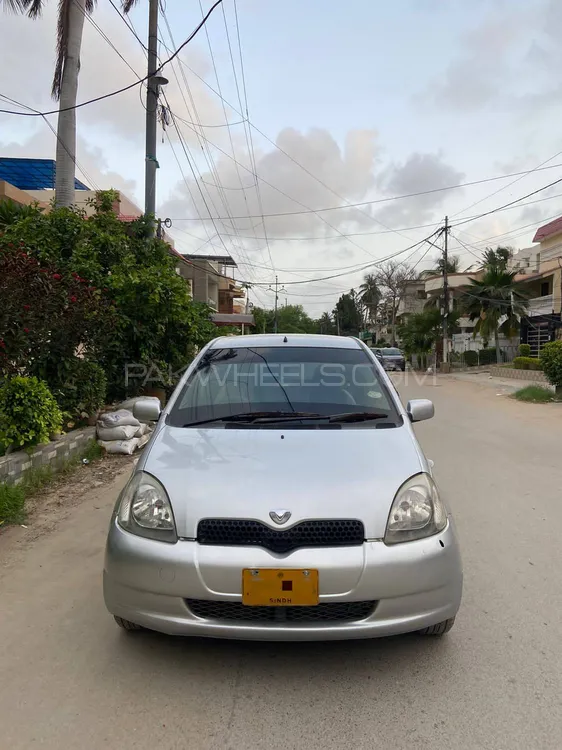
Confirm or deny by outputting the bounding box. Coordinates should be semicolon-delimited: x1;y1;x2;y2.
1;375;561;749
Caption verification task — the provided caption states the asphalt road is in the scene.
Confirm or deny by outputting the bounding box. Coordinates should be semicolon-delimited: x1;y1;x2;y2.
1;375;561;749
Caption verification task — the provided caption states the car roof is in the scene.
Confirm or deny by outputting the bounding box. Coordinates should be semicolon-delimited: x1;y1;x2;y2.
208;333;362;350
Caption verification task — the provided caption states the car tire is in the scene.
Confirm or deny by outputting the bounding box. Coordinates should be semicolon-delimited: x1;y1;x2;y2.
418;617;455;636
114;616;143;632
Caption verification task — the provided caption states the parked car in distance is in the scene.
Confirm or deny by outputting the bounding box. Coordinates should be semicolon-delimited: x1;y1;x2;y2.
371;346;406;371
104;334;462;641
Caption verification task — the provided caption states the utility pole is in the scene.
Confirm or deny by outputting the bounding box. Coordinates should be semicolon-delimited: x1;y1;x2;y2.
144;0;168;234
442;216;450;368
268;276;285;333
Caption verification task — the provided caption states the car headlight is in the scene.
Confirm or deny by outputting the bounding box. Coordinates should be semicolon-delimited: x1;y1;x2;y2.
117;471;177;543
384;473;447;545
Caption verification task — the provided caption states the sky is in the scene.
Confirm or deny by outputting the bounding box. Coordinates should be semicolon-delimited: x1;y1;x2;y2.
2;0;562;314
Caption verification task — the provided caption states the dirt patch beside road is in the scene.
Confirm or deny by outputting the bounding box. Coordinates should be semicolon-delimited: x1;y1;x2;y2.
0;454;134;566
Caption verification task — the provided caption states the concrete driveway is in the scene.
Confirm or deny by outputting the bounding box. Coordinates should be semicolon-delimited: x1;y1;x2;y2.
1;375;561;749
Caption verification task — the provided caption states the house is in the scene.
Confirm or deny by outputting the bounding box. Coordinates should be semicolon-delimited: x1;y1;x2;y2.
0;157;254;331
422;269;520;356
395;280;426;325
179;253;254;330
513;217;562;355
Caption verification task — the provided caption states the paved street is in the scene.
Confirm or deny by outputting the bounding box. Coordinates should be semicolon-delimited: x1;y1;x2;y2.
0;375;561;750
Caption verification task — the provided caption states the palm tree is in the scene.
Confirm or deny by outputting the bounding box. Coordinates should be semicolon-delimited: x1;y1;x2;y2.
426;254;461;276
479;246;511;273
4;0;139;207
359;273;381;326
463;267;528;363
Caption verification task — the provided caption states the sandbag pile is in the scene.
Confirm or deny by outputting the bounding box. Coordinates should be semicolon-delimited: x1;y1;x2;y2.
97;407;155;455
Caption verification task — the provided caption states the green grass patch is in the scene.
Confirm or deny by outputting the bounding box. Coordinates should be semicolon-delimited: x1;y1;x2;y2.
0;483;26;525
0;438;102;527
512;386;557;403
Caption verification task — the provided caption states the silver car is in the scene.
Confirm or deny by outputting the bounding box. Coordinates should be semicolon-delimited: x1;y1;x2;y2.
104;334;462;641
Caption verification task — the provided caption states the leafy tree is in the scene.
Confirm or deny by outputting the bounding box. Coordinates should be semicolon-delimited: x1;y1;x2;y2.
3;0;140;206
316;312;335;335
398;307;459;369
0;199;44;230
251;306;272;334
462;267;528;363
249;305;316;335
0;240;114;386
0;193;217;400
334;292;362;336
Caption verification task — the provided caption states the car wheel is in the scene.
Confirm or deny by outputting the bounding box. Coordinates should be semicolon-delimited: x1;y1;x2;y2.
418;617;455;636
114;615;143;631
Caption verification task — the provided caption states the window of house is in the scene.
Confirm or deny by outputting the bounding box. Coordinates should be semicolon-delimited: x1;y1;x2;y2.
416;290;426;299
540;281;550;296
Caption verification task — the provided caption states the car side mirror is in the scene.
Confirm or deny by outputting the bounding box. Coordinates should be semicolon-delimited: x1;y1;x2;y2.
407;399;434;423
133;398;161;423
374;351;383;361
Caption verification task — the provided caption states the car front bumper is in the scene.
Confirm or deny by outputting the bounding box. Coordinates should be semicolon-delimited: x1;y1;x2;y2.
103;519;462;640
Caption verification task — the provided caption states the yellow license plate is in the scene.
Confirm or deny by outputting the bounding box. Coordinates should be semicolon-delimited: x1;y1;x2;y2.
242;569;319;607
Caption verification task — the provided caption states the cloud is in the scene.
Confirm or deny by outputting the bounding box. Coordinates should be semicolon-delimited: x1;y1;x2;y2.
0;125;136;195
424;0;562;115
0;3;225;147
373;152;465;227
159;126;381;241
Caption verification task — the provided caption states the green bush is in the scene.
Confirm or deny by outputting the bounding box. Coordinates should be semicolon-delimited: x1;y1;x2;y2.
540;341;562;391
0;483;26;524
513;356;542;370
512;385;555;403
54;358;107;416
518;343;531;357
0;377;63;452
478;348;499;365
463;350;478;366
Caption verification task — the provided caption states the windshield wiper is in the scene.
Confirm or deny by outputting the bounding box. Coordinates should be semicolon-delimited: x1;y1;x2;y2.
182;411;322;427
328;411;389;423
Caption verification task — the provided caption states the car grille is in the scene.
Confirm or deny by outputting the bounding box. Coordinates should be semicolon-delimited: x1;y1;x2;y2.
196;519;365;554
186;599;376;623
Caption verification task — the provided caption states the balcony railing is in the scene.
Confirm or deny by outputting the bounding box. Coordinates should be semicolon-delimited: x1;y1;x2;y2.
527;294;554;317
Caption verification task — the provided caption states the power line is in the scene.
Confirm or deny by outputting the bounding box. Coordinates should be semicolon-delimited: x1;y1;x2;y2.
0;93;100;191
225;0;275;271
451;149;562;219
140;46;562;226
105;1;267;296
451;177;562;228
0;0;225;117
250;229;444;287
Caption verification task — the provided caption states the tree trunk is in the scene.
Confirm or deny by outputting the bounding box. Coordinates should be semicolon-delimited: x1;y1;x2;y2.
55;0;87;207
494;324;501;364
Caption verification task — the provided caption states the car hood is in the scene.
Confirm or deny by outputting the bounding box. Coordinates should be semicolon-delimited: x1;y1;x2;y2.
143;424;424;539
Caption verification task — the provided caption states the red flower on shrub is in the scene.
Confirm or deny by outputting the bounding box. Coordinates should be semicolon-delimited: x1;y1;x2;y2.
52;273;62;280
70;296;77;303
0;340;5;349
23;328;30;334
23;304;30;311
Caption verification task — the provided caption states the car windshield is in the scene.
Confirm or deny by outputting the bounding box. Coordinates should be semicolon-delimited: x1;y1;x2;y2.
381;348;402;356
168;346;401;427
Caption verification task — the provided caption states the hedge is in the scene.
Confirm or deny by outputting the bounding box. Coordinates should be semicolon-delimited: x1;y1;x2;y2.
513;356;542;371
